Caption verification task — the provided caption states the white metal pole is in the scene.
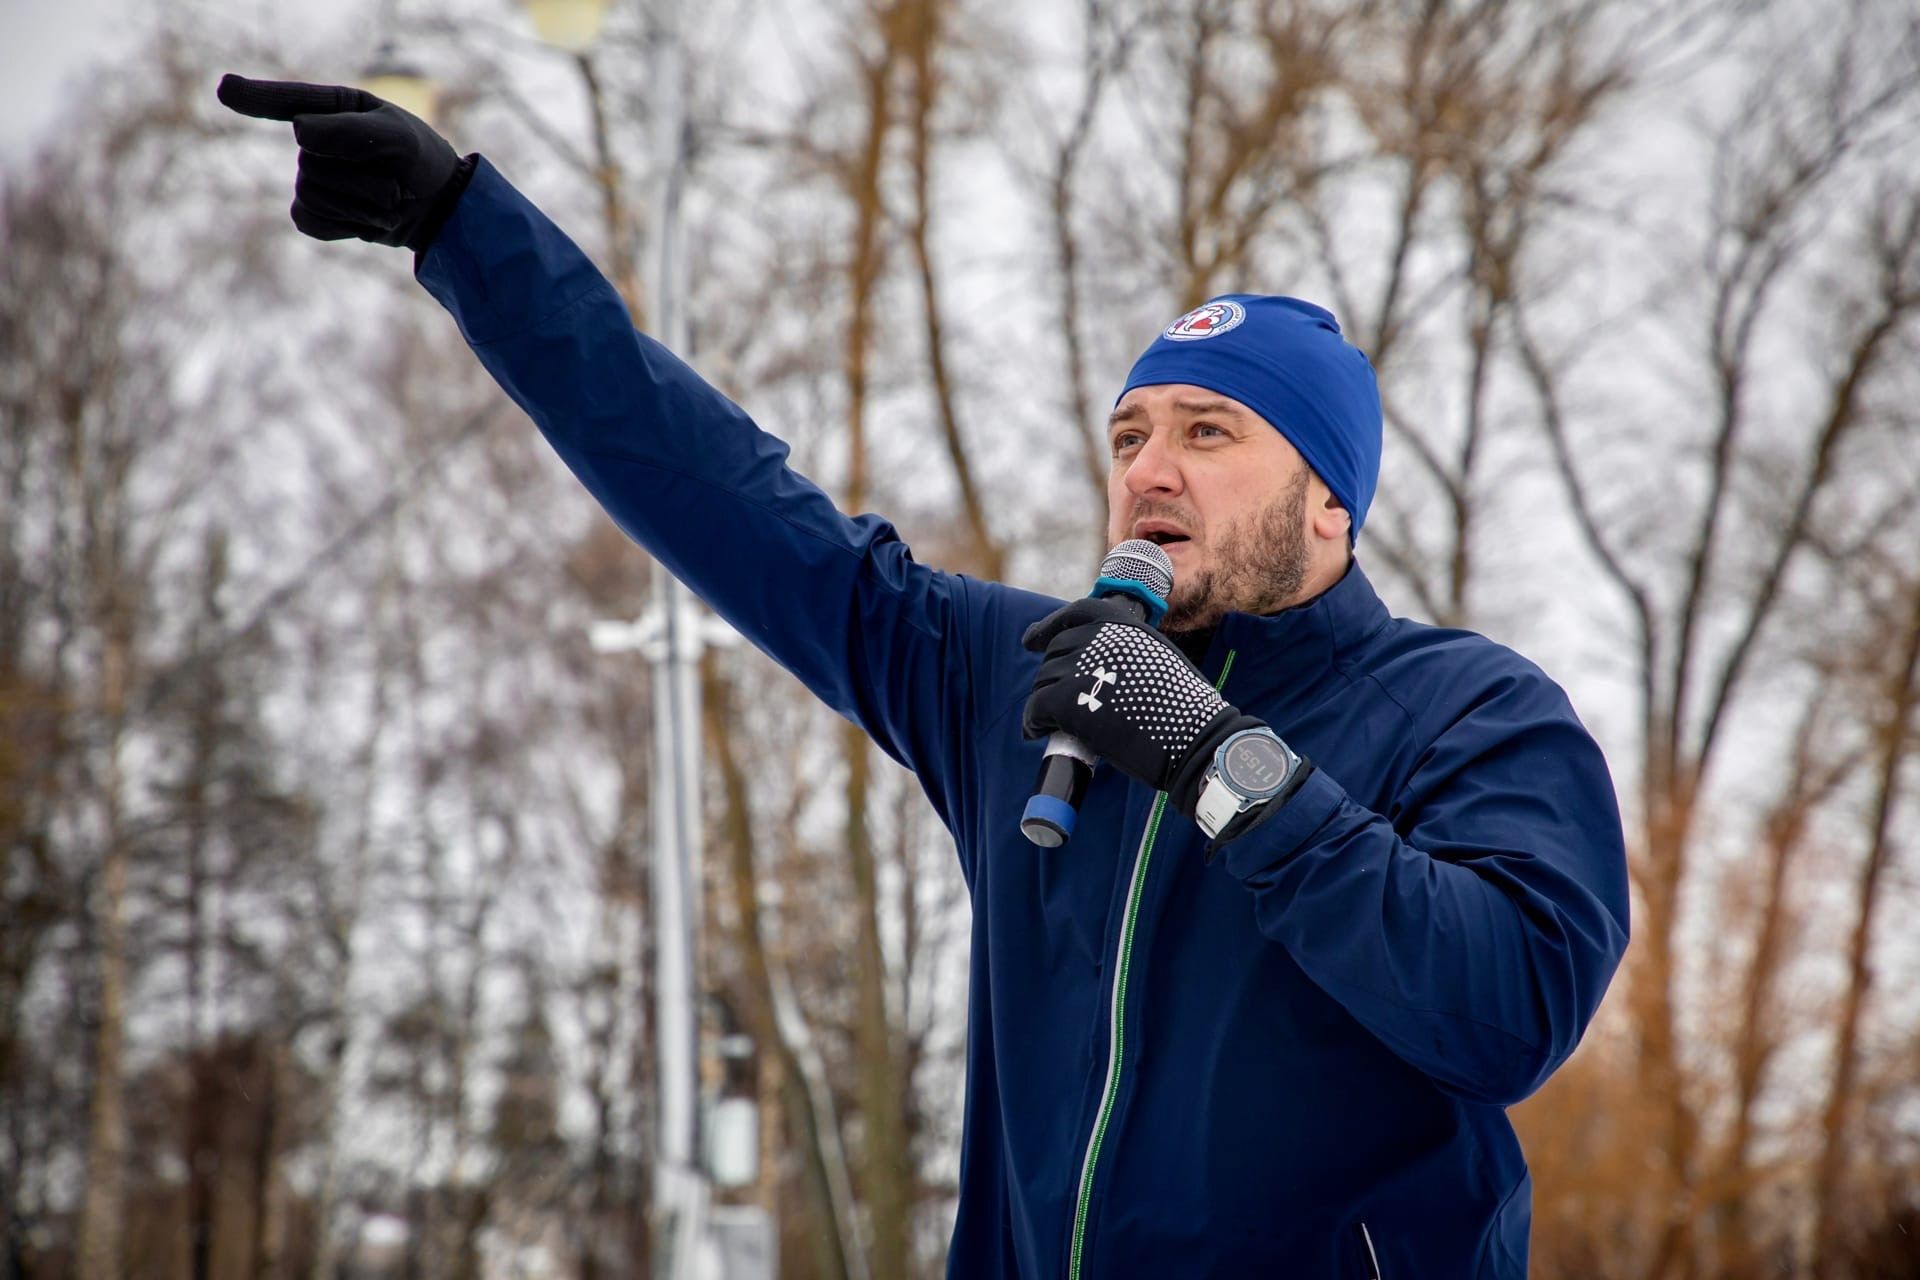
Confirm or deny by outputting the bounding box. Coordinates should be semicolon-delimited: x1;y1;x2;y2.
644;0;711;1275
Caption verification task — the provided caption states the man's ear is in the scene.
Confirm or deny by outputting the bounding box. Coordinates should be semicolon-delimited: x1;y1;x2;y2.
1312;489;1351;543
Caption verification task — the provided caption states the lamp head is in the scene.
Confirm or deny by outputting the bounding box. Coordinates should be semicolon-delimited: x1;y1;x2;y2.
520;0;611;52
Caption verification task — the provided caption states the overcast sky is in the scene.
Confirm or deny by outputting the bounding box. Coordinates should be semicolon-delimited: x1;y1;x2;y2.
1;0;382;168
0;0;146;164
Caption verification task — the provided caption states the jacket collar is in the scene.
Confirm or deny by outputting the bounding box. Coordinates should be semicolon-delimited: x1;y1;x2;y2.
1202;557;1391;699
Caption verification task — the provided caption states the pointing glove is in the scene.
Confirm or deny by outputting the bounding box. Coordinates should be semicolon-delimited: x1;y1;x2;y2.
1021;596;1266;820
217;73;472;252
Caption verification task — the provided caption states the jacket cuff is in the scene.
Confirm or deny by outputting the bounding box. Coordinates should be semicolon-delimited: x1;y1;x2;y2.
414;155;608;348
1217;765;1346;882
407;152;479;257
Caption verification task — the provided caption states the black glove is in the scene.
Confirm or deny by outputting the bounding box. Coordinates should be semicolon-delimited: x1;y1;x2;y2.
217;74;472;252
1022;597;1264;819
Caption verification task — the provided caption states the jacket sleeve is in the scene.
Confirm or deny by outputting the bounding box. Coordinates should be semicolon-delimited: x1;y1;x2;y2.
1220;669;1631;1106
413;156;986;827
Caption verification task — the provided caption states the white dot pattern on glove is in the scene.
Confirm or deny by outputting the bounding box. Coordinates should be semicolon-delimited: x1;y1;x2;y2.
1073;623;1226;757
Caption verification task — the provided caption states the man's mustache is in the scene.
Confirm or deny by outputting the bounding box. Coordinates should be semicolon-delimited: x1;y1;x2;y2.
1126;501;1201;533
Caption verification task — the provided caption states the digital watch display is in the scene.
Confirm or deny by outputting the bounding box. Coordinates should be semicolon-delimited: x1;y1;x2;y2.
1195;727;1304;842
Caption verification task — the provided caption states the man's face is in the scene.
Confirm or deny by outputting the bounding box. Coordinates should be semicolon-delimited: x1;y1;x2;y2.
1104;383;1325;631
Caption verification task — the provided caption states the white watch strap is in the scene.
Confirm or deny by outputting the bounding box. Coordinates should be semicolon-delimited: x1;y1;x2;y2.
1194;772;1246;840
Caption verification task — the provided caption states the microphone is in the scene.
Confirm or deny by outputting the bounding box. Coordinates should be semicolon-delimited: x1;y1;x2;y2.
1020;539;1175;848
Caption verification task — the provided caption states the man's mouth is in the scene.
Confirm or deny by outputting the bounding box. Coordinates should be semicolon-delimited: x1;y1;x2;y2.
1134;522;1192;548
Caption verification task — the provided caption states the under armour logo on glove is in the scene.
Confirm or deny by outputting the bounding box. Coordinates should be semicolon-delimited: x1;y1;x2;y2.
1078;666;1118;711
1022;596;1264;818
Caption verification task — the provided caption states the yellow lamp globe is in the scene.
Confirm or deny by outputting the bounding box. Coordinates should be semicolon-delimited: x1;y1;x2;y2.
360;42;436;122
520;0;611;52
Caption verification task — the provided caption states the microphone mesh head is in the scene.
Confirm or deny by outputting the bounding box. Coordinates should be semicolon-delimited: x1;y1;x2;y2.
1100;539;1175;601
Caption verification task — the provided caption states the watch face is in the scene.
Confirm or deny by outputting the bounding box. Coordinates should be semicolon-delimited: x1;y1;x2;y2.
1222;734;1292;795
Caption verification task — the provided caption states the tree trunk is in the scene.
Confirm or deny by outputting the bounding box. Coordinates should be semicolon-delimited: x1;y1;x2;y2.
902;0;1002;582
184;533;226;1280
703;652;860;1280
308;573;395;1280
251;1040;287;1280
77;631;131;1280
1810;591;1920;1276
1636;768;1703;1280
1710;713;1854;1276
843;725;910;1280
840;23;912;1277
1048;0;1124;519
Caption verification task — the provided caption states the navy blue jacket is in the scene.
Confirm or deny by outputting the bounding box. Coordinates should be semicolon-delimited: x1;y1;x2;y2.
419;158;1631;1279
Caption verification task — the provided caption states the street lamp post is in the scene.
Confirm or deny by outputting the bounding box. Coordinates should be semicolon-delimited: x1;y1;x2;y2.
636;6;717;1278
539;2;759;1277
588;591;734;1280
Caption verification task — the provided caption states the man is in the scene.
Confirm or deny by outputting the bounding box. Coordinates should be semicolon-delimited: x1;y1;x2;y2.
219;76;1629;1278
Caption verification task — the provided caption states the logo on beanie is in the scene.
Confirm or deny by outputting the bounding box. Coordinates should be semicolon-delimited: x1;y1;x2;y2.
1163;300;1246;342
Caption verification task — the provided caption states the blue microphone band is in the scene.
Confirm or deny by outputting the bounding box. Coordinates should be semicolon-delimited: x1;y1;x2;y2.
1019;793;1080;847
1091;576;1169;626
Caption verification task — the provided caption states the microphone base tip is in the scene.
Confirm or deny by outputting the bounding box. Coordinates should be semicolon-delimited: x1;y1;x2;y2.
1020;817;1069;847
1021;793;1078;847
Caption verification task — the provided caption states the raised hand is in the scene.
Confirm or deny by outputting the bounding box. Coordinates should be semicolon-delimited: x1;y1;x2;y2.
217;73;467;251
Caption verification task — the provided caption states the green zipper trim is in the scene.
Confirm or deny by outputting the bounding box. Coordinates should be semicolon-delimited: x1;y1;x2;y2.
1067;648;1238;1279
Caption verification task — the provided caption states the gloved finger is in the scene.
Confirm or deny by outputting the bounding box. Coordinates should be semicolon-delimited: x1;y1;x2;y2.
290;202;370;242
295;166;401;223
1027;653;1075;694
219;74;379;122
1020;690;1058;741
293;107;413;160
296;152;404;203
1021;596;1135;652
298;151;381;186
1041;623;1107;665
1019;652;1089;739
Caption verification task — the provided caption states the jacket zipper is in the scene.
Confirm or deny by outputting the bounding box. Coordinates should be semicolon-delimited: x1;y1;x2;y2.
1067;651;1237;1279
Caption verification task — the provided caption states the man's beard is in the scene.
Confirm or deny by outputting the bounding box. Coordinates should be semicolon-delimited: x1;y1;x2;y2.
1160;468;1311;632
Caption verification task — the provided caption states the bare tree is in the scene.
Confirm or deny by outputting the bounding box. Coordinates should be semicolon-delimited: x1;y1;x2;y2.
11;4;1920;1278
1516;5;1920;1272
1040;1;1139;513
899;0;1006;581
0;112;187;1280
704;651;865;1280
1705;693;1864;1276
1811;574;1920;1277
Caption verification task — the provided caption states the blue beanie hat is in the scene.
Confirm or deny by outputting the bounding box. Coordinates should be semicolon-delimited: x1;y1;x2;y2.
1120;295;1383;540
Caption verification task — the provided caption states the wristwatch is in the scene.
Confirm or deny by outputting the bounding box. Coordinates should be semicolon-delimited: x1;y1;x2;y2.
1194;726;1308;842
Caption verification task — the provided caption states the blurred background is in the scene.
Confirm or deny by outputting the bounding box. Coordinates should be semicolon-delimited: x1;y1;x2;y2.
4;0;1919;1277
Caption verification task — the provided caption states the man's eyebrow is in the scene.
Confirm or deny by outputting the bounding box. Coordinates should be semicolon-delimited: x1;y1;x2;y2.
1172;398;1249;419
1106;398;1249;428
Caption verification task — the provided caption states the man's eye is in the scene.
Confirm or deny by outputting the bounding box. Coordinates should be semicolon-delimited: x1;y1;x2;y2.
1193;422;1226;438
1111;432;1144;455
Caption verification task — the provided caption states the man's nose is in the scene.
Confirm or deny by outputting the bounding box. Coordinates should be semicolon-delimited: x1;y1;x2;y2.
1124;430;1183;499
